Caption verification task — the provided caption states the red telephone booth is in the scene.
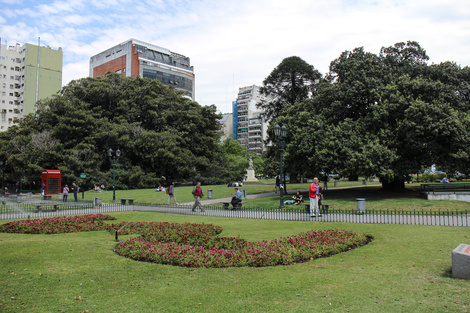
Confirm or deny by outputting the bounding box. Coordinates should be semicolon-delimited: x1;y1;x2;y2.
41;170;62;195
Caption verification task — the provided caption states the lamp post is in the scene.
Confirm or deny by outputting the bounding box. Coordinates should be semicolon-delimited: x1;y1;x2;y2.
274;124;287;209
0;160;6;196
108;148;121;202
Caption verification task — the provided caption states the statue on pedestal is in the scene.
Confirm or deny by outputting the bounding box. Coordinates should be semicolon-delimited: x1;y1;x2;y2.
246;156;258;182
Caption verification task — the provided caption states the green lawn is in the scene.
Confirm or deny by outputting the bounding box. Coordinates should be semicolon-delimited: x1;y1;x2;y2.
51;180;382;204
0;212;469;312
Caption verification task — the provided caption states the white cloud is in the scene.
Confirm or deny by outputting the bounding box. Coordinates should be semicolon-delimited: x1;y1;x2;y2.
2;0;469;113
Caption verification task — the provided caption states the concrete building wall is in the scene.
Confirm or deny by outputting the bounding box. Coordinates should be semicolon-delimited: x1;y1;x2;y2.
23;44;63;115
234;85;269;155
0;42;62;130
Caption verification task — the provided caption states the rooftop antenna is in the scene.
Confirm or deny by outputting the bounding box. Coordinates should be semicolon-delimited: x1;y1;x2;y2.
35;37;40;108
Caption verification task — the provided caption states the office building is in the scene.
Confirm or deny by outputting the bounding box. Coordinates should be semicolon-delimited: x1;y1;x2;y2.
233;85;269;155
219;112;233;143
0;42;62;130
89;39;195;100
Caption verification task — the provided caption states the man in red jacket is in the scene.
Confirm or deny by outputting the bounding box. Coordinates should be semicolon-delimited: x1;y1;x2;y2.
191;182;205;212
309;177;321;218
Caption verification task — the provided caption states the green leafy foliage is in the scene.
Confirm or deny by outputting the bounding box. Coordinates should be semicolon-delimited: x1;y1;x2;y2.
0;73;223;189
268;41;470;190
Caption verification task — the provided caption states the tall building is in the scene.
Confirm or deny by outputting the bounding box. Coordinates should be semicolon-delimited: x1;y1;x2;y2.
0;41;62;131
89;39;195;100
219;112;233;143
233;85;269;155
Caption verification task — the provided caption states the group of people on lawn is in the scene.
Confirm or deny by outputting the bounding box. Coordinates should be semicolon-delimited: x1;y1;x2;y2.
174;177;324;217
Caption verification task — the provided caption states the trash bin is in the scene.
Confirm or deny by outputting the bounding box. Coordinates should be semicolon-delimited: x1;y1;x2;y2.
16;195;22;203
26;192;32;199
362;179;367;186
356;198;365;213
334;180;339;187
58;193;63;200
207;189;213;199
93;197;102;207
241;190;247;199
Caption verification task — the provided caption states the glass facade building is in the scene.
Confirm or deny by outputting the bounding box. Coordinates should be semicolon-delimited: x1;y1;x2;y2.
89;39;195;100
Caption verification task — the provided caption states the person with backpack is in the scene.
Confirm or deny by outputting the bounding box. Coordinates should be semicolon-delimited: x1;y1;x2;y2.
191;182;204;212
167;182;178;205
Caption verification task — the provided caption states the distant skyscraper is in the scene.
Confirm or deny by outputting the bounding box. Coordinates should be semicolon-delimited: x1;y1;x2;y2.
233;85;269;155
0;41;63;131
89;39;195;100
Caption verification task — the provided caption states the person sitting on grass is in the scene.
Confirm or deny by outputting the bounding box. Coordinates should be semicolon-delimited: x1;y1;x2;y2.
293;191;303;205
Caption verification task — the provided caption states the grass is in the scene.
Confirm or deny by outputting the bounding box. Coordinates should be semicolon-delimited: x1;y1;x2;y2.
246;185;470;213
0;212;469;312
47;180;381;204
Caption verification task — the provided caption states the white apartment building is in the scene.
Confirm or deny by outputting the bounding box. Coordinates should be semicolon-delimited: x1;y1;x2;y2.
0;41;62;131
233;85;269;155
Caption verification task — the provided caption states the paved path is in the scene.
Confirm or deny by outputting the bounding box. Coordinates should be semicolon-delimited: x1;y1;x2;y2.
1;190;469;227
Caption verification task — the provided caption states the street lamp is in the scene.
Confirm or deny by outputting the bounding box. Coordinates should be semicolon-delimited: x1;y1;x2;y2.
108;148;121;202
274;124;287;209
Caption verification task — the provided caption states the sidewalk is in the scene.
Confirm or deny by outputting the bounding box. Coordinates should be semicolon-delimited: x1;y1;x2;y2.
180;185;372;206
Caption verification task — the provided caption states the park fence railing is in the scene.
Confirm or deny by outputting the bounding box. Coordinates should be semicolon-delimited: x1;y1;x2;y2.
0;196;468;227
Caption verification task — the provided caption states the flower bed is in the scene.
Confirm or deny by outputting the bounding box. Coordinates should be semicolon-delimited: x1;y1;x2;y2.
113;222;371;267
0;215;371;267
0;214;115;234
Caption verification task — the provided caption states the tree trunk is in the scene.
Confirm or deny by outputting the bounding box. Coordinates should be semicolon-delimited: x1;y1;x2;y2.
381;179;406;191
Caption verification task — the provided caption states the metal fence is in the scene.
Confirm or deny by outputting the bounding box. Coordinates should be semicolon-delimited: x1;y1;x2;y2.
1;196;468;227
421;183;470;194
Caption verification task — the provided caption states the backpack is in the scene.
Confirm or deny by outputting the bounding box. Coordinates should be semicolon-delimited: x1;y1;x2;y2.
166;188;169;194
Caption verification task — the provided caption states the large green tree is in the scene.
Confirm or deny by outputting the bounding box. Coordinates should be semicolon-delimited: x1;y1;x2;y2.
279;41;470;190
0;73;224;189
257;56;322;121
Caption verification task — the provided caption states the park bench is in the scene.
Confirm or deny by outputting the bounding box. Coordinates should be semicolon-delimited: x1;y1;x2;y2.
34;203;62;212
120;198;135;205
43;195;52;200
222;202;245;210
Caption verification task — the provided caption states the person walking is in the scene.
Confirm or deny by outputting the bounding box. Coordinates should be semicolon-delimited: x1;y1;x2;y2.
62;185;69;203
191;182;204;212
72;183;80;202
167;182;178;205
275;175;280;193
309;177;321;218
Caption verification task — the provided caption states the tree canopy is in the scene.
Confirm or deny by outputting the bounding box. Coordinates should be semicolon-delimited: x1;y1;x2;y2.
257;56;322;121
0;73;224;189
267;41;470;190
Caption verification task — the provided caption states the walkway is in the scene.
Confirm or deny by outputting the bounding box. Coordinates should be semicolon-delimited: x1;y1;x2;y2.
1;188;468;227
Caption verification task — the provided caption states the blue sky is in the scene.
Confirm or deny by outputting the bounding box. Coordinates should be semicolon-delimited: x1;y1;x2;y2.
1;0;469;113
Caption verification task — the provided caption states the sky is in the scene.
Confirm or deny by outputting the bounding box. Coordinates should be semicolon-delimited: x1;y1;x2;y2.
1;0;470;113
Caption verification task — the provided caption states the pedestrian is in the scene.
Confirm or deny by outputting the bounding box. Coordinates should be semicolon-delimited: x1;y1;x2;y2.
41;182;46;195
322;174;329;190
309;177;321;218
230;187;243;209
62;185;69;203
275;175;280;193
191;182;204;212
167;181;178;205
72;183;80;202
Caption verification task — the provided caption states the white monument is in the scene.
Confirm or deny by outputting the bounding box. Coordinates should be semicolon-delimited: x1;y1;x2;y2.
246;157;258;182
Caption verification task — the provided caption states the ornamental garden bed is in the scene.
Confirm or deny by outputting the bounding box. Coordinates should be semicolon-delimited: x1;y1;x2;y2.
0;214;371;268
